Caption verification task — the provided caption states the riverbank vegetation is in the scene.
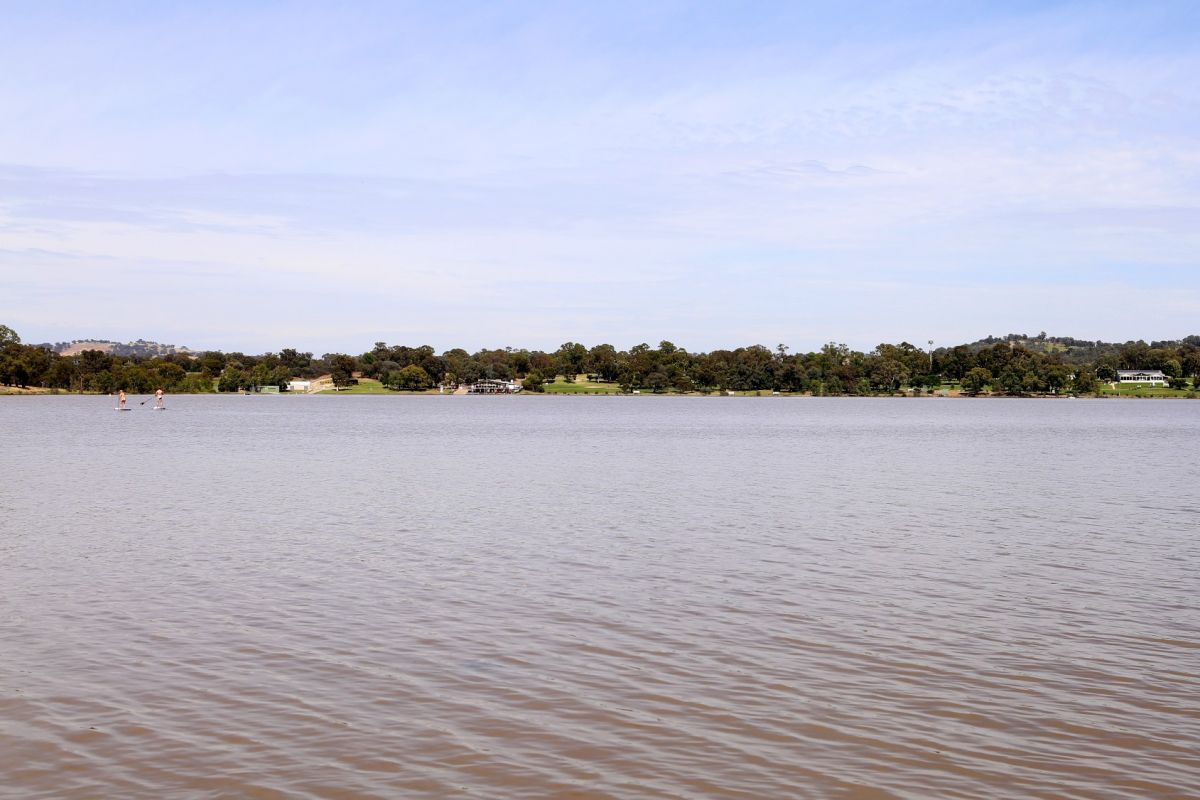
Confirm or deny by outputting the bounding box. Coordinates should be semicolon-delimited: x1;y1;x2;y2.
3;325;1198;397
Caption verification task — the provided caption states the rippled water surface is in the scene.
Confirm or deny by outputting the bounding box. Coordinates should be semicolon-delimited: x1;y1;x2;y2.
2;396;1198;799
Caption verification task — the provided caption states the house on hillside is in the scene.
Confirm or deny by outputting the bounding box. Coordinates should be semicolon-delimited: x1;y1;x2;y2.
1116;370;1169;386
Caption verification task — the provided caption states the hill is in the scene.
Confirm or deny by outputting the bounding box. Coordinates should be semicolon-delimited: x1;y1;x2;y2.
959;333;1200;365
41;339;193;358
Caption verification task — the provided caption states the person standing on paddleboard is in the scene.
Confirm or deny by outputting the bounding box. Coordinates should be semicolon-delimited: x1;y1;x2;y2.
118;389;127;410
154;388;165;409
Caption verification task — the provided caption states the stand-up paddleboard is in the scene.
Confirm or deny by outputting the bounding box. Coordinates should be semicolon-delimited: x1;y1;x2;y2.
152;407;167;411
116;407;133;411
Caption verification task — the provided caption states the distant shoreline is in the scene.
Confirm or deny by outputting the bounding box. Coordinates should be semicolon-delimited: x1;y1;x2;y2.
3;387;1196;400
5;326;1198;398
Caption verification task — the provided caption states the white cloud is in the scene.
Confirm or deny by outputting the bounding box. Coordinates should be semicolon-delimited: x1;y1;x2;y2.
1;3;1197;352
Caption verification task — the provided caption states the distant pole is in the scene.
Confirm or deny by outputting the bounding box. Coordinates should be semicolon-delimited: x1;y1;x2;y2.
928;340;934;373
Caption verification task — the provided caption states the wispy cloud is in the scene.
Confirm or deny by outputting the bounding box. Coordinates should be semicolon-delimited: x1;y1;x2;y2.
1;1;1198;351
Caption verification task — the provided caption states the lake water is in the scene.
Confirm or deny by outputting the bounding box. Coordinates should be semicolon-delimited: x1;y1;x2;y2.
1;396;1197;799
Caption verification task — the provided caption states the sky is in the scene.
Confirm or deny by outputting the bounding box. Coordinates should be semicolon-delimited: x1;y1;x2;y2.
1;0;1198;354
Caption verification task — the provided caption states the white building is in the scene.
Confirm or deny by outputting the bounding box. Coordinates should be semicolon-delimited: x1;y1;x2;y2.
1115;370;1169;386
468;379;521;394
287;379;312;392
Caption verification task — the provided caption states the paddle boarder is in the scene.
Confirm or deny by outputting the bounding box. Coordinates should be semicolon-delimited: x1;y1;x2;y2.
154;388;165;409
118;389;127;410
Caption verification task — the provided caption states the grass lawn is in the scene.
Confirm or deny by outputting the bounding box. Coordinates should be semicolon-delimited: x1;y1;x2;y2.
542;376;623;394
320;378;388;394
317;378;439;395
1098;384;1196;398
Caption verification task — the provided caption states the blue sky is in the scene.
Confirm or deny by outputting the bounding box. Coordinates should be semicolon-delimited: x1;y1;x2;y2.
1;1;1197;353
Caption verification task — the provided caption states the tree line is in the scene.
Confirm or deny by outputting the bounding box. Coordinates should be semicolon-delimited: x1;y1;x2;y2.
2;324;1199;395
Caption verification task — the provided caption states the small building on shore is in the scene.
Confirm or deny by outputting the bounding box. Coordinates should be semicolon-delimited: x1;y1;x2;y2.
287;379;312;393
468;379;521;394
1116;370;1169;385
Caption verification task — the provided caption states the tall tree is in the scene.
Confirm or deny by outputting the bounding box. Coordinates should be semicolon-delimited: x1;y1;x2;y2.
961;367;992;396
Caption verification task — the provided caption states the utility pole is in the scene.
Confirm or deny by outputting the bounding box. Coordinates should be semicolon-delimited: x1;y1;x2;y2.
928;340;934;373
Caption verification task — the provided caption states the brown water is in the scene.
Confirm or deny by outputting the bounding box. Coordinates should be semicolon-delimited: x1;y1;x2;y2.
1;396;1198;799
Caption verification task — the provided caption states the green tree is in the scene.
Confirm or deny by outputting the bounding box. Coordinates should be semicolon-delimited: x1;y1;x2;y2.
46;357;78;390
218;367;247;392
554;342;588;379
250;363;271;390
395;364;432;391
646;370;670;393
279;348;312;372
155;362;187;390
998;369;1025;395
1180;348;1200;381
1117;342;1150;369
116;364;153;393
87;370;115;394
199;352;226;375
1071;370;1098;394
587;344;622;382
1;354;31;387
1043;365;1071;394
868;357;909;393
78;349;113;377
961;367;992;396
774;359;807;393
269;366;291;389
939;345;974;381
327;354;358;388
180;373;215;393
522;370;545;392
